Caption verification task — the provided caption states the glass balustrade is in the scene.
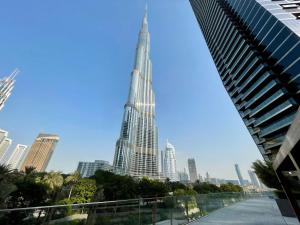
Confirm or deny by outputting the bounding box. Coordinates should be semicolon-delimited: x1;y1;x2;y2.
0;192;266;225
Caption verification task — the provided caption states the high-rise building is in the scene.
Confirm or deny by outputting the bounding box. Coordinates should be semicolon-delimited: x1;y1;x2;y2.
0;69;18;111
188;158;198;183
113;8;159;178
235;164;245;186
6;144;28;170
189;0;300;162
163;141;177;181
248;170;260;188
160;150;164;175
77;160;113;178
0;137;12;163
205;172;210;183
20;133;59;172
178;169;189;184
0;129;10;162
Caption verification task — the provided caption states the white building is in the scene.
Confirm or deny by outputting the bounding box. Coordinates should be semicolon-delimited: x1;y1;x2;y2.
163;141;177;181
113;8;159;178
0;129;12;163
0;69;18;111
6;144;28;170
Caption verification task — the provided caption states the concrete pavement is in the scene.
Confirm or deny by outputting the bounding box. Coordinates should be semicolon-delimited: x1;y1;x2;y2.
189;198;299;225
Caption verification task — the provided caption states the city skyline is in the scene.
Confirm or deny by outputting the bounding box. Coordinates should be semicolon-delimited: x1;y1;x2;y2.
0;1;262;179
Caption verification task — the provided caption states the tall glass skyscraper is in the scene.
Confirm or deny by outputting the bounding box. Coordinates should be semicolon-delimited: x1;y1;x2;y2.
190;0;300;161
234;164;245;186
113;9;159;178
6;144;28;170
0;129;12;164
0;69;18;111
188;158;198;183
163;141;177;181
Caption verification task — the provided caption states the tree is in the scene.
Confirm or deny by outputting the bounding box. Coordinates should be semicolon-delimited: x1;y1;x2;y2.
42;171;64;191
219;183;242;192
0;164;18;208
40;171;64;204
94;170;138;200
138;177;170;198
193;182;220;194
65;171;81;199
252;160;282;190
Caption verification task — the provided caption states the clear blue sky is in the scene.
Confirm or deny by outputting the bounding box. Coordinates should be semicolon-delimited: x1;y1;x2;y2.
0;0;262;180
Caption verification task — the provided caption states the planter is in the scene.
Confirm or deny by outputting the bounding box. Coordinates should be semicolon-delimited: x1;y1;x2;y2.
275;199;296;217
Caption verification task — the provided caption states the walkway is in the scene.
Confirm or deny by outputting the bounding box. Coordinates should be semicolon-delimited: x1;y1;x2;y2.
189;198;299;225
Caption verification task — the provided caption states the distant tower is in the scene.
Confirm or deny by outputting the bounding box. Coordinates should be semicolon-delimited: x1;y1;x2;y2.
188;158;198;183
0;69;19;111
160;150;164;175
248;170;260;188
6;144;28;170
235;164;245;186
206;172;210;183
163;141;177;181
113;7;159;178
21;133;59;172
0;133;12;164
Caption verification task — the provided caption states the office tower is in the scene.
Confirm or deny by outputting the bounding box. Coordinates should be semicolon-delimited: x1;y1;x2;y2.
160;150;164;175
0;69;18;111
188;158;198;182
248;170;260;188
0;137;12;163
178;169;189;184
77;160;112;178
0;129;9;161
189;0;300;162
6;144;28;170
205;172;210;183
113;8;159;178
235;164;245;186
163;141;177;181
20;133;59;172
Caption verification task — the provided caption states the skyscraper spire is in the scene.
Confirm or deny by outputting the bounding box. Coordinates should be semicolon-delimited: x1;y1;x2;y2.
0;69;19;111
113;8;159;178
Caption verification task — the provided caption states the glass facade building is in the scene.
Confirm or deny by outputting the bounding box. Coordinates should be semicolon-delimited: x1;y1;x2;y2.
0;69;18;111
162;141;177;181
188;158;198;183
77;160;113;178
6;144;28;170
234;164;245;186
113;9;159;178
190;0;300;161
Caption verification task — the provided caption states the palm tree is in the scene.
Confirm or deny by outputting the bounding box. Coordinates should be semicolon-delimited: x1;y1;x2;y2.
0;164;16;203
252;160;282;190
65;171;81;199
42;171;64;192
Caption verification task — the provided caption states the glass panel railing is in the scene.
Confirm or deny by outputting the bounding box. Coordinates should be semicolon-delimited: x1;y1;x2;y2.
0;193;266;225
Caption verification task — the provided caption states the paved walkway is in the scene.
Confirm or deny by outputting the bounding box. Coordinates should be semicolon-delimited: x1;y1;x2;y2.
189;198;299;225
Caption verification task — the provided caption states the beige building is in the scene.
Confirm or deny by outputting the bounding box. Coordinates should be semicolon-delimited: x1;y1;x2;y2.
21;133;59;172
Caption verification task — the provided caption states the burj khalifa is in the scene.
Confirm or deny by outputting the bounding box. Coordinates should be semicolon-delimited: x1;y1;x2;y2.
113;8;159;178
